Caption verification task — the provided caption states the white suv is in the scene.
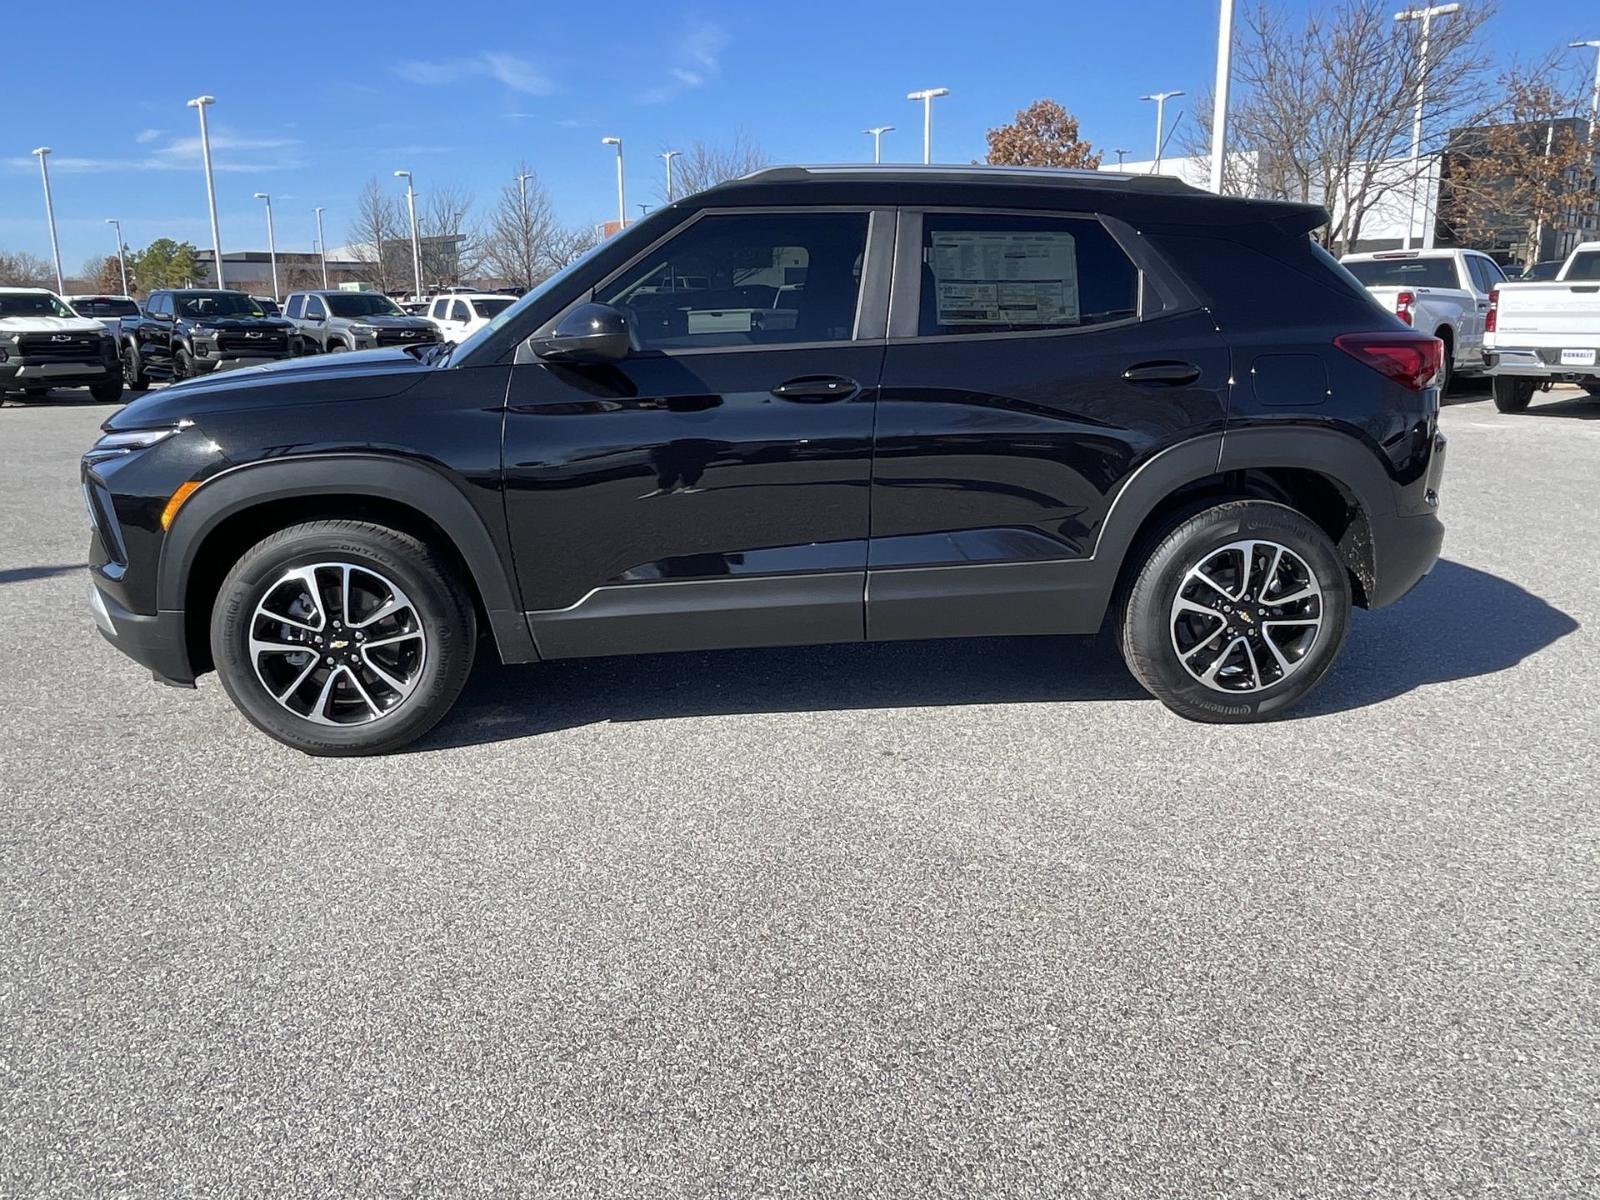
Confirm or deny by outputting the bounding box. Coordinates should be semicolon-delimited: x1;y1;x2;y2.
0;288;122;402
426;293;516;343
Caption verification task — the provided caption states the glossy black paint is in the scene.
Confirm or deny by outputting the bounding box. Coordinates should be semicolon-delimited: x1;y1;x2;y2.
121;289;297;381
85;165;1444;687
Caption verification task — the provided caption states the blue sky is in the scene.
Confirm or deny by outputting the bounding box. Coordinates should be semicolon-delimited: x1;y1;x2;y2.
4;1;1595;272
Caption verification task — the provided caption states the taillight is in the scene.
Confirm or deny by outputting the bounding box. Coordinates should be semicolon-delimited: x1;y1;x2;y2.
1334;331;1444;391
1485;287;1498;334
1395;290;1416;325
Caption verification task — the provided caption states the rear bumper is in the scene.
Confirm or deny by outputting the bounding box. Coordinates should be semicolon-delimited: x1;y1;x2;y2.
88;577;195;686
1485;348;1600;380
1366;432;1446;609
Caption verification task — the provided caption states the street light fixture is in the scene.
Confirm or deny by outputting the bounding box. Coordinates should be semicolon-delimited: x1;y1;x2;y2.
186;96;225;289
30;148;63;295
1395;3;1461;250
104;218;129;296
906;89;949;164
313;206;329;288
1113;148;1131;166
863;125;895;164
660;150;681;203
393;169;422;299
1140;91;1185;173
602;137;625;229
252;192;279;302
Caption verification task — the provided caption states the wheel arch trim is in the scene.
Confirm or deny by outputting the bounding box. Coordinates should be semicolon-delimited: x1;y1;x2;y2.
157;453;537;664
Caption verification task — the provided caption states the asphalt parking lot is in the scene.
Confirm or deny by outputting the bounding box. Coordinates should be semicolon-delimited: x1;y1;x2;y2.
3;382;1597;1197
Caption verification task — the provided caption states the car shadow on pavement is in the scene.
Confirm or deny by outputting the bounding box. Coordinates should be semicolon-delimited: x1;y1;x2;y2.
420;560;1576;747
0;562;86;586
1294;559;1578;717
420;631;1147;749
1525;394;1600;420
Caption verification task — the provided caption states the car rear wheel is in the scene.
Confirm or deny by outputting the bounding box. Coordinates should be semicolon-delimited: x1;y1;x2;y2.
1120;500;1351;723
210;520;476;755
1492;376;1535;413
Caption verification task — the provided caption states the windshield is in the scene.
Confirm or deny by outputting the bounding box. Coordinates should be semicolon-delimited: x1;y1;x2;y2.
1342;257;1460;289
1524;261;1562;281
326;292;405;318
0;292;77;319
175;292;268;318
69;297;140;318
450;239;614;361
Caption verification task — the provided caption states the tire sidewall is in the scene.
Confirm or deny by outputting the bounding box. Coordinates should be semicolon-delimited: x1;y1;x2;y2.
210;524;475;755
1123;501;1351;723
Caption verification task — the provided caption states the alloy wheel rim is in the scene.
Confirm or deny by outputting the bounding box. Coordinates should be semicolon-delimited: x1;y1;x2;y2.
248;561;427;726
1169;539;1324;694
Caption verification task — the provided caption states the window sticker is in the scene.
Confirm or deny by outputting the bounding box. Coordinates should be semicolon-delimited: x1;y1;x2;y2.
930;231;1080;325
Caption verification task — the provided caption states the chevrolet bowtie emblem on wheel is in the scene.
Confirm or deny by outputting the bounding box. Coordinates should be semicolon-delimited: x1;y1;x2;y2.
51;334;71;342
329;639;349;650
1238;610;1255;624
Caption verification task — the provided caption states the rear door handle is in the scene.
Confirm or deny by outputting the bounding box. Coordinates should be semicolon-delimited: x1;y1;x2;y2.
771;375;859;403
1123;361;1201;386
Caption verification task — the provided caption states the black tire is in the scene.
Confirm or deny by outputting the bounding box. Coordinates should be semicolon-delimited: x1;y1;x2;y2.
90;377;123;404
1492;376;1534;413
122;345;150;392
172;347;194;381
210;520;477;756
1120;500;1351;723
326;339;347;353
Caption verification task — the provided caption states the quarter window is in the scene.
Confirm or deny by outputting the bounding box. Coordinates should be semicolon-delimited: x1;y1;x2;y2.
599;211;869;351
917;213;1138;337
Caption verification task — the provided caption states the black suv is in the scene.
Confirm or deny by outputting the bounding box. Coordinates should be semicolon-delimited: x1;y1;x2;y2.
83;166;1446;755
120;289;296;388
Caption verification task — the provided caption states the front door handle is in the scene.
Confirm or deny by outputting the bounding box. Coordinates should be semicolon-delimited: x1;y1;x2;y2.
771;375;859;403
1123;361;1201;386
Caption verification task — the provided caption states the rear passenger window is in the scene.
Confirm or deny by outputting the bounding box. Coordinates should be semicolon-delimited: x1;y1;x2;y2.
917;213;1138;337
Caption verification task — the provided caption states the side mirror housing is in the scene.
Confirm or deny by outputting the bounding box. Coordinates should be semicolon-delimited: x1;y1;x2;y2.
528;302;630;364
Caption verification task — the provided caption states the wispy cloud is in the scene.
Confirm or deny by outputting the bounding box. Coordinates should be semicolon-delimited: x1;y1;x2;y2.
4;131;303;175
135;128;164;145
393;51;555;95
639;17;729;104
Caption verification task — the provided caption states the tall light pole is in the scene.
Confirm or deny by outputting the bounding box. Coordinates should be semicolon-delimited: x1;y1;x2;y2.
863;125;894;164
30;149;63;295
602;137;625;229
393;169;422;298
1113;148;1130;166
660;150;680;202
1140;91;1185;173
252;192;279;302
1209;0;1235;194
104;218;129;295
313;206;329;288
906;88;949;164
186;96;225;289
1395;4;1460;251
1570;40;1600;141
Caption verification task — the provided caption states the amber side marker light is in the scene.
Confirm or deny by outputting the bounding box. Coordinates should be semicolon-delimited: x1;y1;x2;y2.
160;481;201;530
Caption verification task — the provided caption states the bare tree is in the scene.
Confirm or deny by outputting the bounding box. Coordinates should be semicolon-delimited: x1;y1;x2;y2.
542;223;602;274
1185;0;1496;250
661;130;769;200
480;163;559;289
419;183;479;288
347;178;404;293
0;249;56;288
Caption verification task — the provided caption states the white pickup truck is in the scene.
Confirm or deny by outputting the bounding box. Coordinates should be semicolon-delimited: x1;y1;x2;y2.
1483;241;1600;412
1340;248;1507;392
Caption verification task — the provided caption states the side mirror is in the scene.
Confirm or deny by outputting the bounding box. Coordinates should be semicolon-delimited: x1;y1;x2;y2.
528;302;631;364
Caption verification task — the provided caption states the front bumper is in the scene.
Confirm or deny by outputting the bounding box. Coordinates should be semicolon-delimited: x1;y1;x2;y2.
191;353;293;375
88;576;195;686
1;358;119;387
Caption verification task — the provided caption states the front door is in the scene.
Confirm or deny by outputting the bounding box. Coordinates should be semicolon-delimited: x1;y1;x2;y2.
502;208;891;658
867;208;1231;640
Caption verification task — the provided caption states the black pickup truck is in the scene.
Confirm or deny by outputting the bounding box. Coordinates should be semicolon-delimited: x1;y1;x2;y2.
120;290;297;390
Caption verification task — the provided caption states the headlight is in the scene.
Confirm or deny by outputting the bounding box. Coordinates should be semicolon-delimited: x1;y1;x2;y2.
351;324;379;336
84;422;189;462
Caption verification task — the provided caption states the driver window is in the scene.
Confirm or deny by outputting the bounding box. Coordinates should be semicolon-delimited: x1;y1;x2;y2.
306;296;327;319
598;211;869;351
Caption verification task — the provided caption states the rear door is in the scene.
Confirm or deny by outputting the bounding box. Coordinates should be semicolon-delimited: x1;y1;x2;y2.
867;207;1230;640
502;206;893;657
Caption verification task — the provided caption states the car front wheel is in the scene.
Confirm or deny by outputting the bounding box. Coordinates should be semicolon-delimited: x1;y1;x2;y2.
210;520;477;755
1120;500;1351;723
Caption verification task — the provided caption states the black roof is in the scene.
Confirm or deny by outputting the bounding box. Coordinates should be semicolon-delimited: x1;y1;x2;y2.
685;164;1325;230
